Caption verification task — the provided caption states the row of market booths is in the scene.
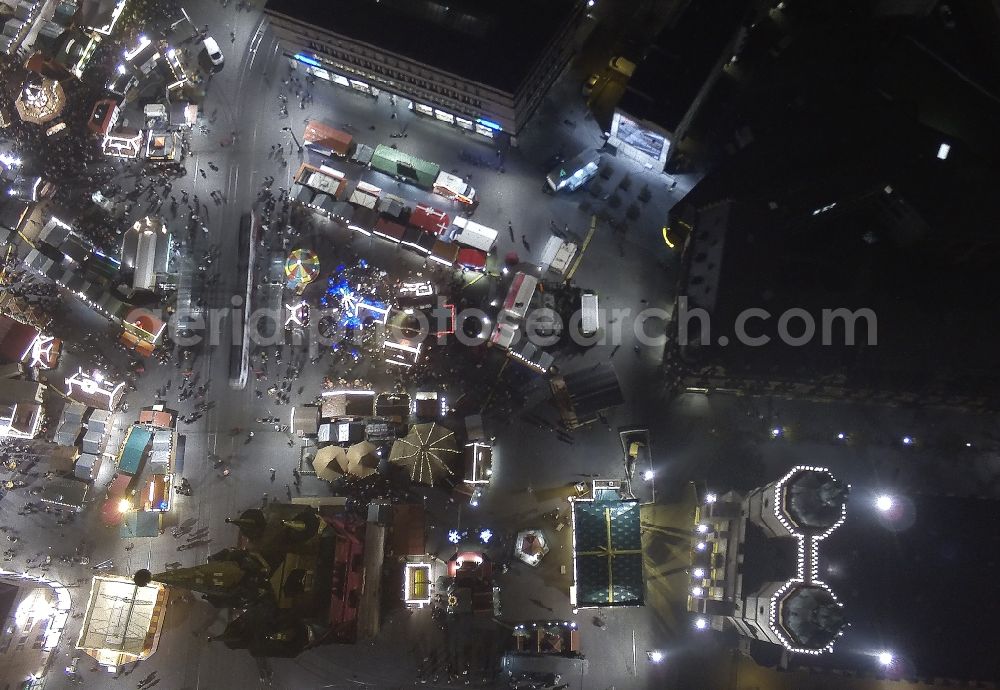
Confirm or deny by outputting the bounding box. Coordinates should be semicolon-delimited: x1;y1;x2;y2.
21;216;167;356
91;100;187;165
37;368;130;511
0;309;62;447
285;387;498;638
95;30;199;165
291;163;498;273
293;389;493;505
98;405;181;536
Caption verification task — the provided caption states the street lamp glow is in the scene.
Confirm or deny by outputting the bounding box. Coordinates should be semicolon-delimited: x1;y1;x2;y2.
901;435;913;446
117;498;131;513
837;432;845;440
643;469;655;481
692;567;705;578
875;495;894;512
877;651;894;666
691;586;704;597
705;492;717;504
695;523;708;534
647;650;664;663
694;617;708;630
695;541;707;552
770;426;782;438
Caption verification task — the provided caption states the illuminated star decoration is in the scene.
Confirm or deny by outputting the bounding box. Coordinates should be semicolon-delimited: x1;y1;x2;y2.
284;301;309;328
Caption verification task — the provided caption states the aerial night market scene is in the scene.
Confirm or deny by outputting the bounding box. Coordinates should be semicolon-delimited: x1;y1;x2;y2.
1;0;999;688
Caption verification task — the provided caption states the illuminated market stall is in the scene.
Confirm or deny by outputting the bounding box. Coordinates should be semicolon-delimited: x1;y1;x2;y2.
76;576;168;672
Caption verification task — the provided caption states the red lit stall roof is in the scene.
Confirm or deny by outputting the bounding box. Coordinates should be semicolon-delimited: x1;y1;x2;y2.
373;218;406;243
138;407;176;430
409;204;451;236
303;120;354;156
88;99;119;135
457;247;487;271
107;472;133;498
0;315;40;364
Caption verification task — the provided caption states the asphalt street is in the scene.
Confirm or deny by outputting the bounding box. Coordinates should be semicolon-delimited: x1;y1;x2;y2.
9;3;1000;690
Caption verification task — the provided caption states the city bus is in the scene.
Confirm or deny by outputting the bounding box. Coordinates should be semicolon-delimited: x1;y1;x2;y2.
580;292;599;336
546;150;600;192
229;211;258;390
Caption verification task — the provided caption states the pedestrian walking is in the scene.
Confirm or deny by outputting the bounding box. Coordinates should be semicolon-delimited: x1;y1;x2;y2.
270;468;276;481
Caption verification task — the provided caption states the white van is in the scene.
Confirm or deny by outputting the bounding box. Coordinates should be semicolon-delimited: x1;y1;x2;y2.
540;236;577;276
203;37;224;66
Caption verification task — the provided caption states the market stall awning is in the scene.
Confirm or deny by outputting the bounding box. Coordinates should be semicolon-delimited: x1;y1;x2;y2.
313;445;349;481
514;529;549;567
409;204;451;236
373;218;405;243
345;441;379;478
389;423;459;485
457;247;487;271
572;499;644;607
121;509;161;538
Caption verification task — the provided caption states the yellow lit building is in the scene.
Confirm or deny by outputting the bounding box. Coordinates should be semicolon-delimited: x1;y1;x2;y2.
76;576;168;672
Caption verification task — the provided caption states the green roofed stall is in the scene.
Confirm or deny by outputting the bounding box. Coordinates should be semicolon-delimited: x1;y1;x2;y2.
117;425;152;476
370;144;440;188
571;499;644;608
120;509;161;538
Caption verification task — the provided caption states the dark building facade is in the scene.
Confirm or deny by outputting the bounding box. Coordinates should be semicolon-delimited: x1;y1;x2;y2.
264;0;584;142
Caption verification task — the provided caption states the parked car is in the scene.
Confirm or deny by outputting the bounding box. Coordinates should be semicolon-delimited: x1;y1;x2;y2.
203;36;224;66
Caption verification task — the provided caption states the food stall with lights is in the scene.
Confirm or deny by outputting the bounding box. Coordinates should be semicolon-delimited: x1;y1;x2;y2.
510;621;581;657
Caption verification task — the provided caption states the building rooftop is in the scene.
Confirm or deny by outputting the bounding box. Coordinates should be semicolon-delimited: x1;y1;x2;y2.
265;0;580;93
777;583;847;652
673;108;1000;403
782;469;848;533
617;0;751;132
813;494;1000;682
77;576;165;661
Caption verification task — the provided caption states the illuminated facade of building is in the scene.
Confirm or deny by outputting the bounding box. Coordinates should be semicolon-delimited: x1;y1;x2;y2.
0;378;45;439
264;0;584;140
689;466;849;656
0;571;73;689
78;0;131;36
